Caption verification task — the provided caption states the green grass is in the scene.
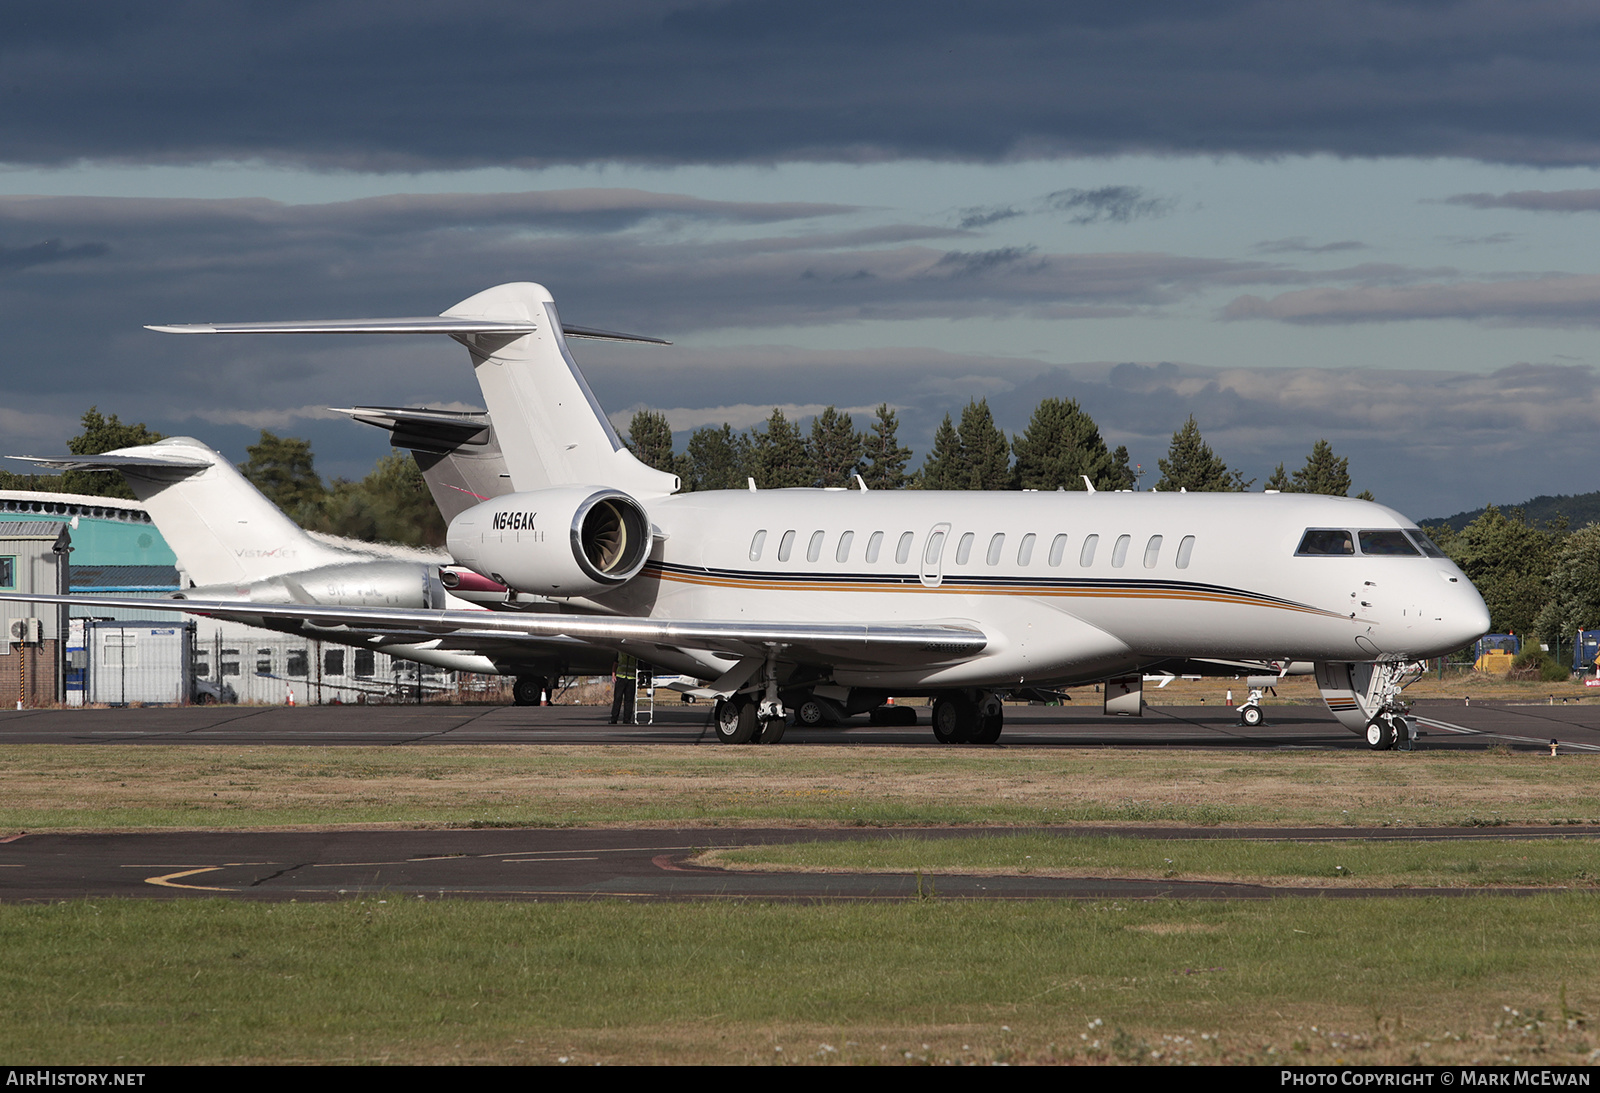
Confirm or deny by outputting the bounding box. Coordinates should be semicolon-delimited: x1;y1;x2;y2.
1;896;1596;1065
3;745;1600;831
709;833;1600;888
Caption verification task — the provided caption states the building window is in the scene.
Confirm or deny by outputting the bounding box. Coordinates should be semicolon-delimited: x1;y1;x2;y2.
220;649;240;677
286;649;309;677
0;557;12;590
324;649;346;677
354;649;376;678
256;648;273;675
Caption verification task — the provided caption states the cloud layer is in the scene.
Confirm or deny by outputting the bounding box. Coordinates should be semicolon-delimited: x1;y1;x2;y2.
8;2;1600;168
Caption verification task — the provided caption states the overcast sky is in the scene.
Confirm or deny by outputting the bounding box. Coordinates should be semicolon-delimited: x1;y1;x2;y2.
8;1;1600;518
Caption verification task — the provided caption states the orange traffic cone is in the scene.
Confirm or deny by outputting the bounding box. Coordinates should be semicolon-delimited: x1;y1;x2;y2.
286;688;296;707
1225;689;1234;707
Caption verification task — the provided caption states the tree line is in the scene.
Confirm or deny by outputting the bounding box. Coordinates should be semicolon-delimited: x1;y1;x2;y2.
3;403;1375;552
1423;509;1600;653
626;398;1373;497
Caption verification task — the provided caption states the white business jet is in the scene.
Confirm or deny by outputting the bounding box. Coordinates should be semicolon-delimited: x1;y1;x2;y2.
3;283;1490;747
7;438;610;704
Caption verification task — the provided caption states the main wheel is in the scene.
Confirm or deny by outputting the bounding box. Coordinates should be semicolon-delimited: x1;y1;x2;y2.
969;711;1003;744
796;698;828;727
715;697;758;744
1365;715;1397;751
931;695;974;744
758;716;787;744
513;676;546;706
1240;704;1264;728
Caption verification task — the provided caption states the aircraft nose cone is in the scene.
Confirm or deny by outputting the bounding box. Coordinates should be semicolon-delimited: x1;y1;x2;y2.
1450;586;1492;649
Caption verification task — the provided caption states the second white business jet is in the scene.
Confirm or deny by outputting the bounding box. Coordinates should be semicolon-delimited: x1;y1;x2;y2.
4;282;1489;747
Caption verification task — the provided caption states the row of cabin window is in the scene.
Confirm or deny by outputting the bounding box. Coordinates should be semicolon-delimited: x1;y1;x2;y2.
749;529;1197;569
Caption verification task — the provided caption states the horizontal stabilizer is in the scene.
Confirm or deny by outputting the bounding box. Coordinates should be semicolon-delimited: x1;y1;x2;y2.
146;317;538;336
7;452;212;473
147;318;669;344
331;406;492;448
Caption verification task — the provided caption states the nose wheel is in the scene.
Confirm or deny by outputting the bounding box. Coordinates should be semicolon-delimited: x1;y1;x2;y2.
1364;712;1412;751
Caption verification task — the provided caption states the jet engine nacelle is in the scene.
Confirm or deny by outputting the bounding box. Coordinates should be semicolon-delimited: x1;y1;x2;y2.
446;486;652;597
177;560;447;609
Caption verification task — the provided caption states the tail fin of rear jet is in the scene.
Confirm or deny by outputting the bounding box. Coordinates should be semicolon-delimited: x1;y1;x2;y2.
10;438;356;586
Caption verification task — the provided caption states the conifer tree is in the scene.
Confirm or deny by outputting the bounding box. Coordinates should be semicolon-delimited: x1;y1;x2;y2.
1289;439;1352;496
1265;463;1291;492
1155;415;1252;491
919;413;967;490
959;398;1012;489
860;404;912;490
1108;445;1137;491
624;409;680;477
1011;396;1115;490
749;408;808;488
806;406;863;487
684;423;750;491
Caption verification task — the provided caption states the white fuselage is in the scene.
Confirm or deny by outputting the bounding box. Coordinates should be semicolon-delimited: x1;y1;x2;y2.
573;488;1489;688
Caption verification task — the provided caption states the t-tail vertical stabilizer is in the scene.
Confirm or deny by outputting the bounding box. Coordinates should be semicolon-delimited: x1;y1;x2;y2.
440;283;678;497
8;438;355;586
147;281;681;499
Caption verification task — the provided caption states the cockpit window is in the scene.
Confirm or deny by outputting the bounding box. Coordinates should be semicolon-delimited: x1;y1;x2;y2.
1296;529;1354;556
1404;528;1448;559
1358;530;1420;556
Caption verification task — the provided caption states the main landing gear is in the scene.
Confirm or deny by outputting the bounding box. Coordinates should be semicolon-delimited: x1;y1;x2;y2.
513;675;547;706
713;694;786;744
930;690;1004;745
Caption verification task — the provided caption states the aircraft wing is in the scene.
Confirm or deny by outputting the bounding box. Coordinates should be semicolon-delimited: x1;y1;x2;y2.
0;592;986;668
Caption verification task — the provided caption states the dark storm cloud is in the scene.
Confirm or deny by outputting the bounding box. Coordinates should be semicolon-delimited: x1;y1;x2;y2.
1044;187;1173;225
1446;190;1600;212
8;1;1600;168
0;239;109;272
0;191;1297;347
